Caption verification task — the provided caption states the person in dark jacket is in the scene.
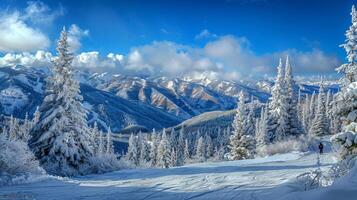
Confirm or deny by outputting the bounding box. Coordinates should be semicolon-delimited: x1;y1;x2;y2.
318;142;323;154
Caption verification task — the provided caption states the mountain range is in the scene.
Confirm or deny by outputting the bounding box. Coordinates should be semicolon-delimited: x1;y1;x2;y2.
0;65;339;135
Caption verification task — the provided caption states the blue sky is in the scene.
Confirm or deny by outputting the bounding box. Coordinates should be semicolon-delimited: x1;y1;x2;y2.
0;0;355;79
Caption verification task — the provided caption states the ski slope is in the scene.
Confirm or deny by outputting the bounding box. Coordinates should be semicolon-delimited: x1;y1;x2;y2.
0;152;336;200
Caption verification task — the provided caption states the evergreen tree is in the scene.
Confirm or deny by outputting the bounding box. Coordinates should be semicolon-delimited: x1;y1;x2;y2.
301;94;310;133
268;58;288;142
98;130;104;155
170;148;178;167
29;28;93;176
308;91;317;130
169;128;177;148
332;6;357;160
9;115;19;141
184;139;190;162
177;126;185;166
106;127;114;154
140;136;151;165
269;58;286;119
284;56;304;138
32;106;40;126
229;92;255;160
255;106;270;155
150;129;159;166
337;5;357;86
91;122;100;155
127;134;139;166
246;102;256;136
21;113;31;142
157;131;171;168
196;136;206;162
326;90;332;118
309;83;330;136
330;95;342;134
205;134;214;158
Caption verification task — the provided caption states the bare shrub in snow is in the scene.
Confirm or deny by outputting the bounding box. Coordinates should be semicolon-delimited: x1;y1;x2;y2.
296;168;325;191
265;138;308;156
0;135;45;186
295;156;331;191
89;153;121;173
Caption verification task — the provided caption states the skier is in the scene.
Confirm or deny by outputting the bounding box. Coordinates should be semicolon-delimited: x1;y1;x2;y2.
318;142;324;154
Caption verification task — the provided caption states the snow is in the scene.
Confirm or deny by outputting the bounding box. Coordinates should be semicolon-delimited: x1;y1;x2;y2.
0;87;29;114
0;152;337;200
14;74;43;93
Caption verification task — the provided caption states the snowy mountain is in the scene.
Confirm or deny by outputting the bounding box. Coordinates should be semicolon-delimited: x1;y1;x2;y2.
0;65;339;135
168;109;235;137
0;66;182;132
95;74;339;121
96;76;238;119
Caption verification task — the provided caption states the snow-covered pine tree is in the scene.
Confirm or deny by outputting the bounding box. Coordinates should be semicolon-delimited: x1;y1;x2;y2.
255;106;270;155
32;106;40;126
194;129;203;153
332;5;357;161
221;127;231;155
140;135;151;166
150;129;159;166
268;58;285;119
24;113;32;141
205;134;214;158
91;122;100;155
246;101;256;137
308;91;317;130
169;128;177;149
309;83;330;137
297;89;303;124
98;130;104;155
29;28;93;176
326;90;332;118
284;56;304;138
106;127;114;154
330;94;342;134
254;118;261;142
268;58;288;142
18;113;31;142
90;126;119;173
126;134;139;166
176;126;185;166
170;148;178;167
157;131;171;168
216;127;223;149
184;139;190;162
8;115;19;141
301;94;310;133
229;91;255;160
196;136;206;162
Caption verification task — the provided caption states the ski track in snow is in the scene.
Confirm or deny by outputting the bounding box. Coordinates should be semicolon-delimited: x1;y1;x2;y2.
0;152;336;200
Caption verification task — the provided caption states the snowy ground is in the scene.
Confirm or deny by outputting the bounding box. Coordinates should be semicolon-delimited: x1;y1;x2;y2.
0;152;337;200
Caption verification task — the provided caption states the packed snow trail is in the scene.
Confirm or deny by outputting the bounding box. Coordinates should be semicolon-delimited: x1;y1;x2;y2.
0;152;336;200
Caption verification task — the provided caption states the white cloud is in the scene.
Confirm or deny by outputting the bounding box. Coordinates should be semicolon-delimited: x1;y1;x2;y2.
125;41;221;76
195;29;218;40
24;1;64;25
0;12;50;52
72;51;125;73
0;34;341;80
202;35;340;78
67;24;89;52
0;1;64;53
0;51;52;67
